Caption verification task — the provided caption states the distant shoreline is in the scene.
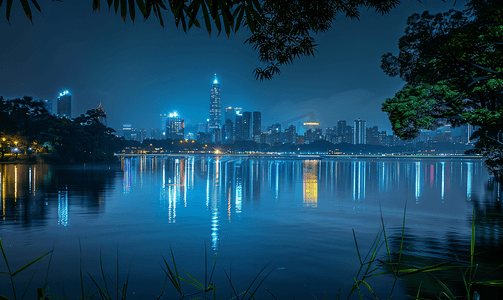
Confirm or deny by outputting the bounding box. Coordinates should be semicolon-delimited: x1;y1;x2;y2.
114;153;484;159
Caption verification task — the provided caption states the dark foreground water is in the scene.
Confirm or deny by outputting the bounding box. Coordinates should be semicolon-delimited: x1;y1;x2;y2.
0;155;502;299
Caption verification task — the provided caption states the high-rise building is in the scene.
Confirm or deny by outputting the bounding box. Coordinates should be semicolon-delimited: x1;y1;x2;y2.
242;111;252;141
160;114;168;139
223;119;234;143
225;107;242;123
208;74;221;131
166;112;184;140
235;112;243;142
197;122;207;134
123;124;133;140
57;90;71;118
366;126;379;145
285;125;296;145
139;129;147;142
252;111;261;139
353;118;366;144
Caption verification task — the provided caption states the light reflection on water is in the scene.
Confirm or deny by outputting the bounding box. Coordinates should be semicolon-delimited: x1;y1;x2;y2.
0;156;501;299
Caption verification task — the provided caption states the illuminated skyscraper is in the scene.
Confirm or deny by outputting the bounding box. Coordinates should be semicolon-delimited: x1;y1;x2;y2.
209;74;221;131
123;124;133;140
166;112;184;139
235;112;243;142
353;118;366;144
57;90;71;118
242;111;252;141
225;107;241;123
160;114;168;139
252;111;261;138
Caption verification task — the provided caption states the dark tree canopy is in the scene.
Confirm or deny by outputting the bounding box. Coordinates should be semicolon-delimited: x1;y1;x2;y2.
2;0;399;80
381;0;503;176
0;96;122;162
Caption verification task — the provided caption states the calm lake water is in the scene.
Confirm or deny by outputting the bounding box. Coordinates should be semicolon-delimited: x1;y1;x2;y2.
0;155;502;299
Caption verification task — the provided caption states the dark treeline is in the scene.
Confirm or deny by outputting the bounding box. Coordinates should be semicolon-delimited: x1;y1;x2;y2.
0;96;124;162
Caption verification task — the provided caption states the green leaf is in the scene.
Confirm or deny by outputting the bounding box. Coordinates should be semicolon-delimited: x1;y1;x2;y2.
0;237;12;275
120;0;127;21
92;0;100;11
19;0;32;21
135;0;146;16
475;280;503;287
200;1;211;36
12;251;52;277
361;280;377;299
29;0;41;13
233;6;244;32
5;0;12;22
128;0;135;22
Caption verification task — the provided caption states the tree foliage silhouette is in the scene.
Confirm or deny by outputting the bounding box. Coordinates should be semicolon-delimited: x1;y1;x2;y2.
381;0;503;176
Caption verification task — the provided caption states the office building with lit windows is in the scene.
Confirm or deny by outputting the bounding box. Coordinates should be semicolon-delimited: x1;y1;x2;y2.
242;111;252;141
166;112;184;140
252;111;261;139
208;74;221;132
57;90;71;118
353;118;366;144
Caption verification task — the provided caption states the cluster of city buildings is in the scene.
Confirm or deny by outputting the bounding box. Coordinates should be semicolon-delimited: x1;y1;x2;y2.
120;75;475;148
40;90;72;118
39;91;107;126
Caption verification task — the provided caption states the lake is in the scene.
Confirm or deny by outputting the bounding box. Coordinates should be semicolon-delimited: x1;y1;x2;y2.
0;155;502;299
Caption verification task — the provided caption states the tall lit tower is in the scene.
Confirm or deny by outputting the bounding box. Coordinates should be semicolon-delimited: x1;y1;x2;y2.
209;74;221;132
353;118;366;144
57;90;71;118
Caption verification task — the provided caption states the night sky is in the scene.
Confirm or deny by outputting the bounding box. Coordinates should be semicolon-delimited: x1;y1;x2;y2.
0;0;465;133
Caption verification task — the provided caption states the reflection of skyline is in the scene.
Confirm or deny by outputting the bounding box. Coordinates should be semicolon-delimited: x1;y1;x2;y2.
352;161;366;202
303;160;318;207
1;163;116;227
0;157;495;230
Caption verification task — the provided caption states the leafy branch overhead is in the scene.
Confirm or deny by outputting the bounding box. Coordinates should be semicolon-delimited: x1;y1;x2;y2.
2;0;400;80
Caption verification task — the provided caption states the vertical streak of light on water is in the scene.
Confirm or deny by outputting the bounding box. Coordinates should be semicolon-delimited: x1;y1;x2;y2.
275;162;279;201
335;161;338;197
206;158;210;208
352;161;356;202
236;163;242;213
379;161;384;193
360;161;365;202
29;167;32;194
123;158;131;195
1;171;3;220
58;186;68;226
430;164;434;188
183;159;188;207
441;162;445;202
466;162;472;201
33;166;36;196
14;166;17;201
415;161;421;204
211;157;220;252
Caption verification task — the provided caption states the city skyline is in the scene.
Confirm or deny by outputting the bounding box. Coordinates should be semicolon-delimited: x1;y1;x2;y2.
0;1;466;133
